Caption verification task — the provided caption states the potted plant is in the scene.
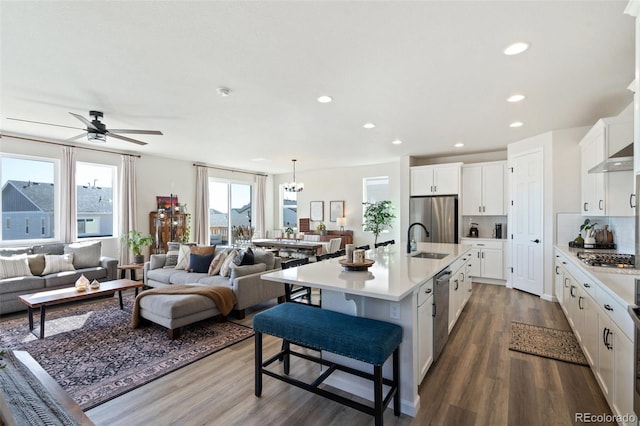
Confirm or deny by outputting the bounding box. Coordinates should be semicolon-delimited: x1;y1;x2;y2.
316;222;327;236
121;230;154;264
579;218;597;248
363;200;395;246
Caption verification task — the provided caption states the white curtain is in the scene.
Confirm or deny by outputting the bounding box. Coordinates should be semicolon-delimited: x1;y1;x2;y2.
119;155;137;265
255;175;266;239
194;166;210;245
61;146;77;242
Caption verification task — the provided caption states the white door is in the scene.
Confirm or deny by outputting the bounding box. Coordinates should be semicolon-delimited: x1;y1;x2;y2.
510;150;543;295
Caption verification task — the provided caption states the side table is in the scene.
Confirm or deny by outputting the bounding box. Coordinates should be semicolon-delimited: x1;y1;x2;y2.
117;263;144;281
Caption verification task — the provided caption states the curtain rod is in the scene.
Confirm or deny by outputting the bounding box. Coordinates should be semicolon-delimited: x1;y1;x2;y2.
193;162;268;177
0;133;142;158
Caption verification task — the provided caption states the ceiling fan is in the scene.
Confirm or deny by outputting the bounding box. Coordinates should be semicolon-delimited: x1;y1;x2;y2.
7;110;162;146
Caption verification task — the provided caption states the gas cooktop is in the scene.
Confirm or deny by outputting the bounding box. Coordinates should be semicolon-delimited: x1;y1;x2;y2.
576;252;635;268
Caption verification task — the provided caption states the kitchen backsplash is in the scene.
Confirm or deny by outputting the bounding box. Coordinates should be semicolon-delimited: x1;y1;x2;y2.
556;213;634;253
462;215;508;239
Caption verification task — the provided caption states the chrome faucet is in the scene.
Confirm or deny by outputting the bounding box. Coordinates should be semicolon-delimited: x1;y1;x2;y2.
407;222;429;253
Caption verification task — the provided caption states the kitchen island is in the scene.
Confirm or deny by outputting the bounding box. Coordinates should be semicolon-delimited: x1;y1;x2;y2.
261;242;471;417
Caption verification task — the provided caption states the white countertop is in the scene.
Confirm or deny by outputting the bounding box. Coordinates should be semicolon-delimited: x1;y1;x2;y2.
262;242;471;302
554;245;636;306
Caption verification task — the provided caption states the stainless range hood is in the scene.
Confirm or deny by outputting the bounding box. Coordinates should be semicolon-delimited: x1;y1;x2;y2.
588;143;634;173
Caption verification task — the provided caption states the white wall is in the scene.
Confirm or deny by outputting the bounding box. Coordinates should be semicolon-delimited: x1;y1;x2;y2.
272;161;401;246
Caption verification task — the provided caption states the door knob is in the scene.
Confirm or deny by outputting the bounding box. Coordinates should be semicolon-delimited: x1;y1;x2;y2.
531;239;540;243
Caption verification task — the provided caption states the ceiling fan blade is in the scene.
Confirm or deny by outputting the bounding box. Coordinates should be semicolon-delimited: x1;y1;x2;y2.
6;117;85;131
107;129;163;135
107;132;148;146
69;112;98;131
67;133;87;141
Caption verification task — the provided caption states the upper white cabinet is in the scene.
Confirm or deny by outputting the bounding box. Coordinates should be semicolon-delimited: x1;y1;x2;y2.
461;161;506;215
580;115;634;217
410;163;462;196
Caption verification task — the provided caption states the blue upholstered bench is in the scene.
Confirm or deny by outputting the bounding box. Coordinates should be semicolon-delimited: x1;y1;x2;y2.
253;302;402;426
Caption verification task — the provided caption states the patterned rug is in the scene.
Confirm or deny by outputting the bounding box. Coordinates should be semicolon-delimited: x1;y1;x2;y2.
509;321;588;366
0;295;254;410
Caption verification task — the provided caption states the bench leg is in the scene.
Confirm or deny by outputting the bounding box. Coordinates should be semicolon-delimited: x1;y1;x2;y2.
393;347;400;416
374;364;383;426
255;331;262;397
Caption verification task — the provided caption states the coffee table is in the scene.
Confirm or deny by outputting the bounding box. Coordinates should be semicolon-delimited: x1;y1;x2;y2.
18;279;143;339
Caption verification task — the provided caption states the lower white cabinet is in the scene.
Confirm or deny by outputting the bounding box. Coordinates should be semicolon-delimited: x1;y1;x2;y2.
554;248;635;424
461;238;504;280
417;279;434;382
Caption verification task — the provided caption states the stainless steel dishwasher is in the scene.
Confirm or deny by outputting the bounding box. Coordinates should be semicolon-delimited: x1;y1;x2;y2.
433;267;451;363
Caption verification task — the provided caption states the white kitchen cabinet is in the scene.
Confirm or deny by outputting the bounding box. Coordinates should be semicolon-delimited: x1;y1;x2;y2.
448;254;469;333
461;161;506;215
461;238;503;280
554;254;565;305
410;163;461;196
580;116;634;217
417;279;434;383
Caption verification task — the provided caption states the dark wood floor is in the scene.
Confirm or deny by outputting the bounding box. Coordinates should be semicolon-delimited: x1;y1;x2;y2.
59;284;613;425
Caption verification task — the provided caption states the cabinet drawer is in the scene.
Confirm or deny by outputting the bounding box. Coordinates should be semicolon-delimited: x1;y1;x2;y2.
570;267;596;299
595;286;634;340
418;279;434;306
461;239;503;250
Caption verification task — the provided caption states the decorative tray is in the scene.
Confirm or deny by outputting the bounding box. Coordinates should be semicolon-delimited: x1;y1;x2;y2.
338;259;375;271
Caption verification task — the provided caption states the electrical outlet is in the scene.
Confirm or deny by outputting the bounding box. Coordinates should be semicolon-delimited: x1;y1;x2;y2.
389;302;400;320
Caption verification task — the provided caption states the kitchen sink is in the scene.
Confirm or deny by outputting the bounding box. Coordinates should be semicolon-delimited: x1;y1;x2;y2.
411;251;449;260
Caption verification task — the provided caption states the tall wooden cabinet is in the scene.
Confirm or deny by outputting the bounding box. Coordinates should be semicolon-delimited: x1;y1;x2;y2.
149;211;189;253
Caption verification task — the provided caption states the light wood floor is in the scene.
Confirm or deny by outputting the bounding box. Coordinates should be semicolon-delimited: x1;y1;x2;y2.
80;283;612;425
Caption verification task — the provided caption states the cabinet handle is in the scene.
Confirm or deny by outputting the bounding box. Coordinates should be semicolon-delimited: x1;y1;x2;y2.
478;206;482;213
564;277;569;288
454;280;459;291
630;193;636;209
424;288;432;294
477;244;485;246
482;206;486;212
562;261;567;265
583;283;590;288
599;200;604;211
570;285;576;298
460;272;464;282
481;252;485;259
578;296;584;310
583;202;588;212
602;327;607;346
555;266;560;275
477;252;480;258
604;304;613;312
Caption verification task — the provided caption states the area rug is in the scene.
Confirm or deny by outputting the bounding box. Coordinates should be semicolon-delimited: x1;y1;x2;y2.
509;321;588;366
0;295;254;410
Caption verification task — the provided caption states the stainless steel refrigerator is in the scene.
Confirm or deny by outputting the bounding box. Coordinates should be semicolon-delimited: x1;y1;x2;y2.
409;195;458;243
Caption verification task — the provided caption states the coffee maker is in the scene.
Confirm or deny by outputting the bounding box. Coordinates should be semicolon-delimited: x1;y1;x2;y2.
494;223;504;239
469;223;479;238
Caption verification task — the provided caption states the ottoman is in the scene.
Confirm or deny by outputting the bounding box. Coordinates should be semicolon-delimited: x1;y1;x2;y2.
138;293;222;339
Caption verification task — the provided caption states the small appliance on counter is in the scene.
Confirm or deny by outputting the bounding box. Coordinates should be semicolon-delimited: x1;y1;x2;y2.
493;223;505;239
468;223;479;238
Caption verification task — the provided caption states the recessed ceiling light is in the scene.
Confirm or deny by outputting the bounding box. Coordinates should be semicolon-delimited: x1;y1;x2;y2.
317;95;333;103
363;123;376;129
509;121;524;128
217;87;231;97
507;94;526;103
454;143;464;148
251;158;267;162
504;42;529;56
392;139;403;145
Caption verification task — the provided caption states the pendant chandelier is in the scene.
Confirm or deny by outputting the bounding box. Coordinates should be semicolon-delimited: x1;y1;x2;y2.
284;159;304;192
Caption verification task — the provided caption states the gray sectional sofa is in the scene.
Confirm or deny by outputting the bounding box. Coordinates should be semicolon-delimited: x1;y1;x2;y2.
144;247;285;319
0;241;118;315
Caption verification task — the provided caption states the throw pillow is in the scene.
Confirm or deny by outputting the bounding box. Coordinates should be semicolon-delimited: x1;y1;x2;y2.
252;249;275;270
208;251;228;276
42;254;75;275
27;254;46;276
188;253;214;273
220;249;238;277
164;249;179;268
229;263;267;281
149;255;166;270
32;243;65;255
0;255;33;279
174;245;192;270
64;241;102;268
190;245;216;256
233;247;255;266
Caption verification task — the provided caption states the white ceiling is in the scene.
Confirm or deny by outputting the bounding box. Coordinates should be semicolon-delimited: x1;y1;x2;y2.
0;1;635;175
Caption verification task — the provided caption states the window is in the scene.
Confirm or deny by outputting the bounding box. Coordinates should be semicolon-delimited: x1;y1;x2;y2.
208;179;252;245
363;176;390;232
1;155;56;241
76;162;115;238
281;185;298;228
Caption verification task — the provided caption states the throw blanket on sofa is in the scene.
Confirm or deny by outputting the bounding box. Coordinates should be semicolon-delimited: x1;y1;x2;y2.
131;285;237;328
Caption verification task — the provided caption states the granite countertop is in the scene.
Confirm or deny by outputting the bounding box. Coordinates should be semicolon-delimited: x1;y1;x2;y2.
262;242;471;302
555;245;636;306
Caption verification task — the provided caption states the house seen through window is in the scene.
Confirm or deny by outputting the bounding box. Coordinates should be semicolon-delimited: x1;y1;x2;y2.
209;179;252;245
76;162;116;238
